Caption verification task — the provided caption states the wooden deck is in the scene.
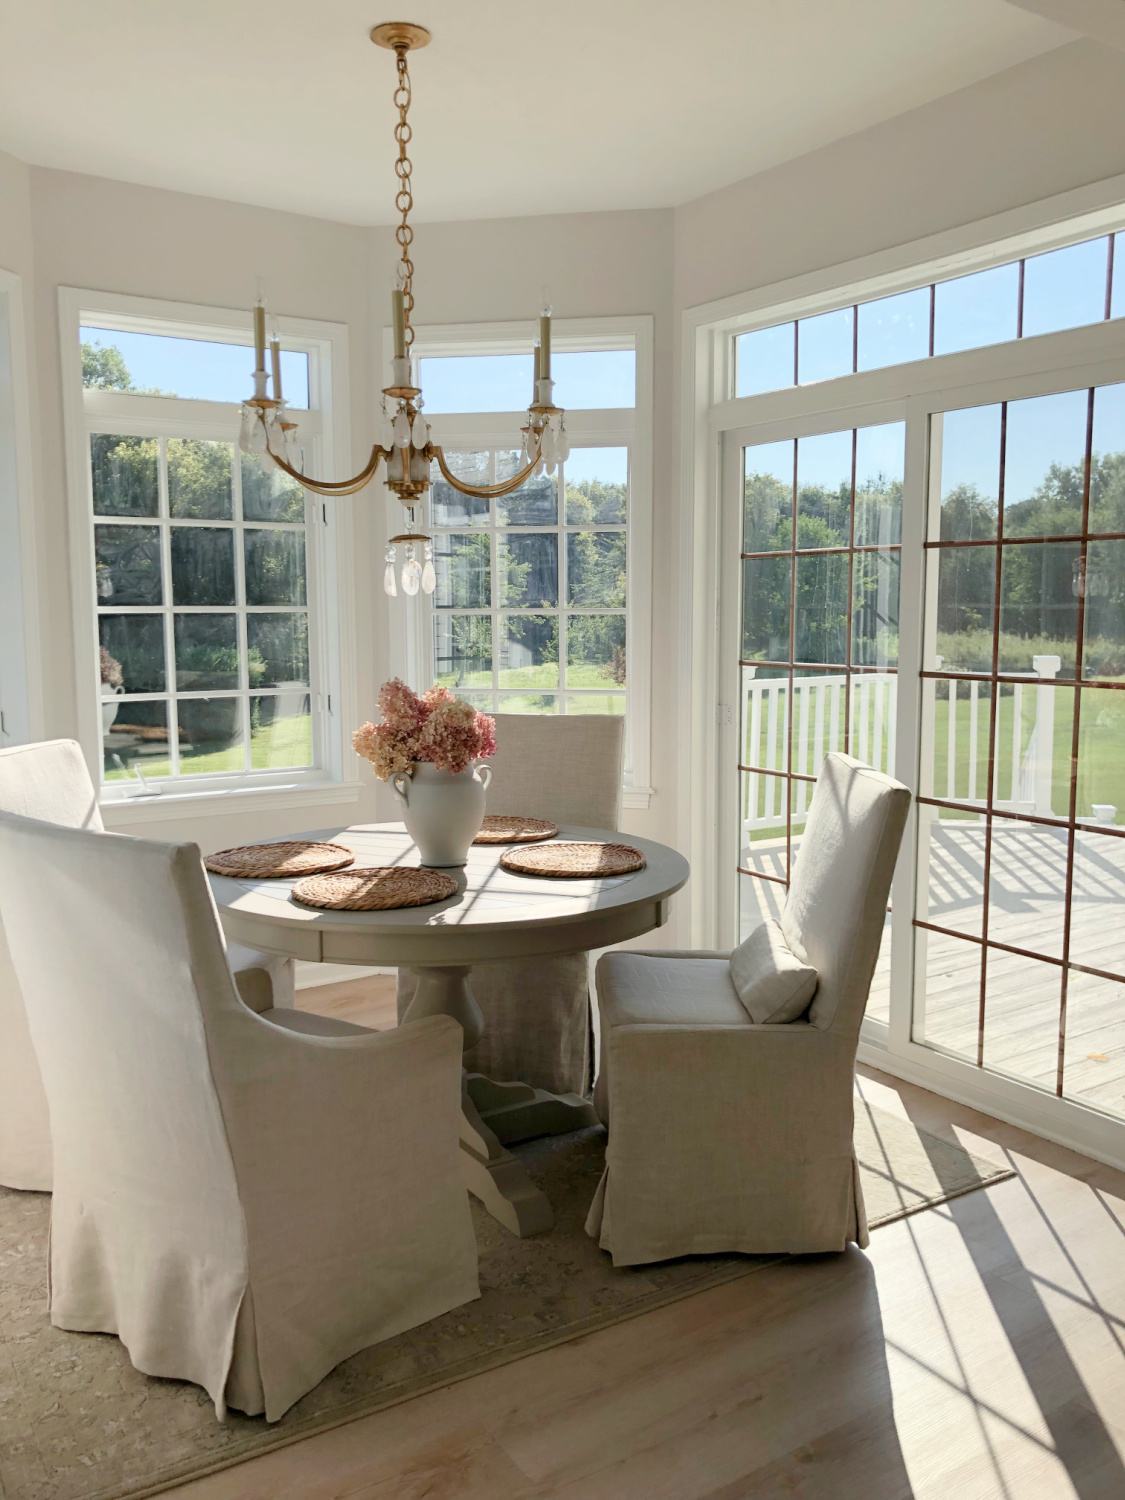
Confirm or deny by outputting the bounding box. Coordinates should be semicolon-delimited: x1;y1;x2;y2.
741;817;1125;1121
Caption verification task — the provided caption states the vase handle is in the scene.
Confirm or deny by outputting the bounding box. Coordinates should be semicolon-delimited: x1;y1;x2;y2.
476;763;493;793
390;770;411;805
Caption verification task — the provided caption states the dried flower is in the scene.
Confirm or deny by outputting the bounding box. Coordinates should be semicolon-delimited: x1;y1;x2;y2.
353;680;497;780
377;677;425;733
100;646;123;689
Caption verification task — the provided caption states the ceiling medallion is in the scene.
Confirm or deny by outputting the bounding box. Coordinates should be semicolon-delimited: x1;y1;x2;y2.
239;21;568;599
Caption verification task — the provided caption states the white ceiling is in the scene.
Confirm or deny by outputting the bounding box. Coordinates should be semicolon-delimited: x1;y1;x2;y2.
0;1;1074;226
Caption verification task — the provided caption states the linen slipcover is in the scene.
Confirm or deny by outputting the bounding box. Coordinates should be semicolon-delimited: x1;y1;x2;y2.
0;738;294;1192
587;754;910;1266
398;713;625;1093
0;810;480;1421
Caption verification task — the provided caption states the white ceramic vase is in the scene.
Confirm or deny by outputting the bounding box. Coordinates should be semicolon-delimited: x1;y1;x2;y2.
391;759;493;867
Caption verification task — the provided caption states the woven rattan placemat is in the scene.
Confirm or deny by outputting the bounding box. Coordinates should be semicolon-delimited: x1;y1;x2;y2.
204;841;355;879
499;841;646;878
291;866;457;911
473;815;559;844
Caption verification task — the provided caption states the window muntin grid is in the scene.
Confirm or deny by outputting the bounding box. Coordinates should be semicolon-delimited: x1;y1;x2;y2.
428;447;627;718
739;421;904;1016
91;433;314;786
916;380;1125;1117
735;232;1121;399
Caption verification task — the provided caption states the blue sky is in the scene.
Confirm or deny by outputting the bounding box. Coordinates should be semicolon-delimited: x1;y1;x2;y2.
81;326;310;407
419;350;635;413
737;233;1118;400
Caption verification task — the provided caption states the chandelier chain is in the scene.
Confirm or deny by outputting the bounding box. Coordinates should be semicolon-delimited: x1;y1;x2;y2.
392;46;415;349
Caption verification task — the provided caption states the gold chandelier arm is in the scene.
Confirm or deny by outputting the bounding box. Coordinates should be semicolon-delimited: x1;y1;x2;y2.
265;444;391;497
432;445;541;500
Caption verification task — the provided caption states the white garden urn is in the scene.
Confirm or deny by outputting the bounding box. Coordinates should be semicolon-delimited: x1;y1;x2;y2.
391;760;493;867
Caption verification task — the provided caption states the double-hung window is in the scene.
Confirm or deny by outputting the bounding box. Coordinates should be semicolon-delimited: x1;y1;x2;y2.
61;290;351;804
397;319;653;805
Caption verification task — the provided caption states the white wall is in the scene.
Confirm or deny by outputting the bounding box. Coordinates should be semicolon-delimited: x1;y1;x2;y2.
674;39;1125;312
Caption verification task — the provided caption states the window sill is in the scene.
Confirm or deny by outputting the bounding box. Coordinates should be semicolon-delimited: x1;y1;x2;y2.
622;785;654;811
100;779;361;827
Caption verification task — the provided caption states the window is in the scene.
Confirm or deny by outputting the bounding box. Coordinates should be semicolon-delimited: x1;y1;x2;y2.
403;320;652;804
63;291;349;803
431;445;627;717
735;230;1120;398
93;436;312;785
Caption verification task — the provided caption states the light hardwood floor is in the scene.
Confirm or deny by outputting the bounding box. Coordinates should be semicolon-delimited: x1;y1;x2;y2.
160;975;1125;1500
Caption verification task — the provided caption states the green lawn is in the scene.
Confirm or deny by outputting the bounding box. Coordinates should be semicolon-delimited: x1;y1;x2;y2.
105;712;313;780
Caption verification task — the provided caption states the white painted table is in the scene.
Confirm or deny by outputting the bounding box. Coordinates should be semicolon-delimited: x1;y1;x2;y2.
209;821;689;1236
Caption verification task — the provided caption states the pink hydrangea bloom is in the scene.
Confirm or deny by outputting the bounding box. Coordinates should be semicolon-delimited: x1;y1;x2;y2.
377;677;425;733
475;711;497;760
353;680;497;781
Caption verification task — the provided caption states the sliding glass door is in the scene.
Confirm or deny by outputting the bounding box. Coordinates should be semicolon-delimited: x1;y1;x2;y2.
916;383;1125;1119
721;369;1125;1143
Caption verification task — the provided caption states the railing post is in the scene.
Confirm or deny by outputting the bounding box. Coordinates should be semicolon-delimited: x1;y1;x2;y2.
1031;654;1061;817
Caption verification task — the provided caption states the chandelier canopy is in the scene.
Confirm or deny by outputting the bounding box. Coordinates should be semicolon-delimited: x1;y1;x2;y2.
238;20;568;598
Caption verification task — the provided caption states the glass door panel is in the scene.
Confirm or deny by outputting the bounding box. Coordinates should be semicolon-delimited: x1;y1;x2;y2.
738;422;904;1020
916;383;1125;1119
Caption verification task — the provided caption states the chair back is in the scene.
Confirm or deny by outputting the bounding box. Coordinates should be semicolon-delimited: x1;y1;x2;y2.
0;738;103;829
0;740;103;1189
485;714;624;831
0;810;246;1294
780;753;910;1034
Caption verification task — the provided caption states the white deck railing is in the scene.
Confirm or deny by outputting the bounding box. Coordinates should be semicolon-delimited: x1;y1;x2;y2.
742;653;1065;838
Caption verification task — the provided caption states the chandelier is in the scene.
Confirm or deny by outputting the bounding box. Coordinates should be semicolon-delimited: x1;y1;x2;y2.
238;20;569;599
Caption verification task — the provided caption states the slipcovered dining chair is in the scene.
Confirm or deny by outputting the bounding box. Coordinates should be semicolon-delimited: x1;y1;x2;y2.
0;738;294;1192
0;809;479;1421
397;713;625;1094
587;754;910;1266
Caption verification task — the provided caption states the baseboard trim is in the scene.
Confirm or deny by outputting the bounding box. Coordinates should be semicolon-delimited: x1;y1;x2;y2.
857;1038;1125;1175
295;962;394;989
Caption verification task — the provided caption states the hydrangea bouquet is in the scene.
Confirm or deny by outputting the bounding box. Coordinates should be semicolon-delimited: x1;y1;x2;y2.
353;678;496;780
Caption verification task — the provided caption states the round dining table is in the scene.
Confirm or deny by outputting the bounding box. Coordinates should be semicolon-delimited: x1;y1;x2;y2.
208;820;690;1237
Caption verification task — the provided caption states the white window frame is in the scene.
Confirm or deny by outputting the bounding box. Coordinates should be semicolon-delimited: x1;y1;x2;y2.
0;267;43;746
59;287;359;821
385;315;653;808
683;172;1125;1172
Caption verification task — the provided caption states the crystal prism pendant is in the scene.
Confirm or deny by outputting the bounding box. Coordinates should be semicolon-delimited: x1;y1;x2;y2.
402;541;422;595
421;539;436;594
383;544;398;597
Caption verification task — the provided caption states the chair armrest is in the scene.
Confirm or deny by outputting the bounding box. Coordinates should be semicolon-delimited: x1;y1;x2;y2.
204;1006;469;1234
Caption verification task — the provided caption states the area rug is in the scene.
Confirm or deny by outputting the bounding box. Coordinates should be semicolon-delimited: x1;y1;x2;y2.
0;1105;1013;1500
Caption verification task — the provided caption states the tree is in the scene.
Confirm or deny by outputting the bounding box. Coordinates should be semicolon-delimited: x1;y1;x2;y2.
82;341;133;390
80;339;166;396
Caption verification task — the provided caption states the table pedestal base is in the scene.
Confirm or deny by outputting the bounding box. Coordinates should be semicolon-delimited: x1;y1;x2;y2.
405;964;598;1238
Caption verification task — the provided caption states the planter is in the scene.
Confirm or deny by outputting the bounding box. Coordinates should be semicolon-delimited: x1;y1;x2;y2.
101;684;124;735
391;760;493;867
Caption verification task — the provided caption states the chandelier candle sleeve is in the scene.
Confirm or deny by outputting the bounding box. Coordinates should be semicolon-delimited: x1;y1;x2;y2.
253;302;266;374
270;334;283;403
391;289;407;361
539;312;551;380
